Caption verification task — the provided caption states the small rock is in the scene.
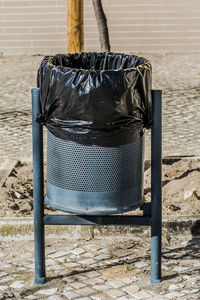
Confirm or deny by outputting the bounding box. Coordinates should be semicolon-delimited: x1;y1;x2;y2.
14;191;23;199
184;190;196;201
169;204;181;211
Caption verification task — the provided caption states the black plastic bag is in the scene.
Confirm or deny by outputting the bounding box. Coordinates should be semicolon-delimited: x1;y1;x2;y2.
37;52;152;146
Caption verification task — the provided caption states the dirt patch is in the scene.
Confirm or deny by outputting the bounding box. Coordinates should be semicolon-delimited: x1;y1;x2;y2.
0;159;200;217
0;161;54;217
144;158;200;217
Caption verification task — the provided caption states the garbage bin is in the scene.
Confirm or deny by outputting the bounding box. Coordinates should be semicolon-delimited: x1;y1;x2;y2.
37;52;152;215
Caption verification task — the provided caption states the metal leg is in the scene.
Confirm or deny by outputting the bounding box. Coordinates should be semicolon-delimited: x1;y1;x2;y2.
150;90;162;284
32;88;46;284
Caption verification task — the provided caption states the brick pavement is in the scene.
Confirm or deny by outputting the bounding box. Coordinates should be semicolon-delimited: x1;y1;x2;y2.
0;231;199;299
0;53;200;167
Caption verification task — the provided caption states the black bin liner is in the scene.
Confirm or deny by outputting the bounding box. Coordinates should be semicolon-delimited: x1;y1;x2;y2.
37;52;152;147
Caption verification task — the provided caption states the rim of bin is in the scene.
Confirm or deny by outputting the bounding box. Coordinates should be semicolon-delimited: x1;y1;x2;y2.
46;52;151;73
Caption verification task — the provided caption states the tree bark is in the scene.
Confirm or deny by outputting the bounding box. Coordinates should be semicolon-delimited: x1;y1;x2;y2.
92;0;111;52
67;0;84;53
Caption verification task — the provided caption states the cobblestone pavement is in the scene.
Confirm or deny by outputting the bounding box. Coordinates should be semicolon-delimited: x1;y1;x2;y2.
0;231;199;300
0;53;200;166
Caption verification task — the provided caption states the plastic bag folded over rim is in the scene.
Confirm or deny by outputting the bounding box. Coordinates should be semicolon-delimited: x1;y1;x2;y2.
37;52;152;147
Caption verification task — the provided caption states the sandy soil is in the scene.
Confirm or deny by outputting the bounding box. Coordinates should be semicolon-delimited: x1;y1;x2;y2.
0;159;199;218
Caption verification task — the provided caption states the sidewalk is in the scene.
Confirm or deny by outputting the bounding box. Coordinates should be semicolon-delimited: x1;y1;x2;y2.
0;230;199;300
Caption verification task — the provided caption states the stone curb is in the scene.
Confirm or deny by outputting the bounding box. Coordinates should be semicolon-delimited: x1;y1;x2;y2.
0;215;199;238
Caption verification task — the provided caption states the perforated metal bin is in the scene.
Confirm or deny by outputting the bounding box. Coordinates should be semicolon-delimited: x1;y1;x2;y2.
45;130;145;215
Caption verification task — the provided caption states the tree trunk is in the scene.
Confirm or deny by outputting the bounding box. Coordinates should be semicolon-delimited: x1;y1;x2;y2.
92;0;111;52
67;0;84;53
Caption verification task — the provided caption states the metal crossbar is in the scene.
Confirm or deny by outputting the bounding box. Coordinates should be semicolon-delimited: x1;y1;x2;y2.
43;214;151;226
32;88;162;285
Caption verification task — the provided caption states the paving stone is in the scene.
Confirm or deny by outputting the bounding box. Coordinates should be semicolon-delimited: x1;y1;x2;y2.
49;251;70;258
45;258;57;266
134;261;148;269
71;282;86;289
95;254;111;260
16;267;26;271
71;248;86;255
81;258;96;265
85;271;100;278
0;286;8;291
117;297;130;300
91;293;109;300
0;276;13;283
84;244;102;251
61;286;73;291
168;284;179;290
161;292;181;299
191;289;200;294
151;297;169;300
86;277;105;285
62;291;79;299
60;261;80;268
93;285;110;292
106;288;124;298
48;296;63;300
10;281;25;289
36;288;58;296
122;285;141;295
77;298;91;300
0;264;12;270
72;275;88;281
134;290;153;299
173;266;188;272
106;279;125;289
25;296;38;299
90;262;105;268
76;287;96;296
25;263;34;269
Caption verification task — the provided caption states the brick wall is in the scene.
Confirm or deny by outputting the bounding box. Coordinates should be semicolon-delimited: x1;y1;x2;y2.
0;0;200;55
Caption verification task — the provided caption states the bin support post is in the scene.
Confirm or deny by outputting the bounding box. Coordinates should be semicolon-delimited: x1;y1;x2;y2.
32;88;46;285
150;90;162;284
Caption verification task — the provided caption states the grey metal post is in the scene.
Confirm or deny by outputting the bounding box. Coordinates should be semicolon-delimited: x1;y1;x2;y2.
150;89;162;284
32;88;46;284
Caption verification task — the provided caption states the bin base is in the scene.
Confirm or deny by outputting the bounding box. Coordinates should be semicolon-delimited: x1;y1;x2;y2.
45;182;144;215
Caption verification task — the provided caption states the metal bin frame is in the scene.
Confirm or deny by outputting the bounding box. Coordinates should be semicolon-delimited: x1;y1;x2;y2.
32;88;162;285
